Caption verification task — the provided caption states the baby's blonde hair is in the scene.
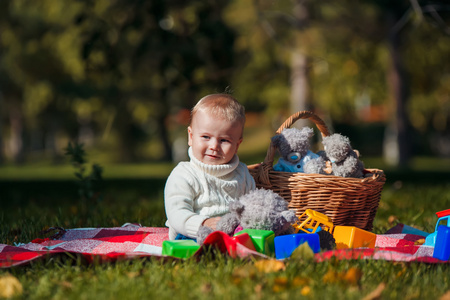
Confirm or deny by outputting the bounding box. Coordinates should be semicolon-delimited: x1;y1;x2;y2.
191;94;246;127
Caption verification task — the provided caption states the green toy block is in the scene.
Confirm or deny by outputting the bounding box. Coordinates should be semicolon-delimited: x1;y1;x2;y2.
234;229;275;255
162;240;200;258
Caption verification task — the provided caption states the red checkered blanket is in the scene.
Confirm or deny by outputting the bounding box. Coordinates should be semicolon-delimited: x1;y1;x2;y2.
0;223;448;268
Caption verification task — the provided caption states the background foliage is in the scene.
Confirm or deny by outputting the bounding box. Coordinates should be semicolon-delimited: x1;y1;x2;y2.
0;0;449;166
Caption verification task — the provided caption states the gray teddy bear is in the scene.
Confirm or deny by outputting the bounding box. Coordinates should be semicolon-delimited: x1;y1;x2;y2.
197;188;298;245
321;133;365;178
303;133;365;178
272;127;320;173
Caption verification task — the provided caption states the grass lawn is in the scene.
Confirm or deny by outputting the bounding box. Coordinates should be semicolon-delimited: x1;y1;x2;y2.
1;159;450;299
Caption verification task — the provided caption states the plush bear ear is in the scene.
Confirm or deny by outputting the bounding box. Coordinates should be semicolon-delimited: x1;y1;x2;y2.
229;201;245;217
300;127;314;139
271;134;282;148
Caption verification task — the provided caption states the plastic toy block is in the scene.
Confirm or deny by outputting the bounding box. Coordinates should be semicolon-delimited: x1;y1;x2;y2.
333;226;376;249
234;229;275;255
219;232;257;258
162;240;200;258
433;225;450;261
232;233;256;251
274;233;320;259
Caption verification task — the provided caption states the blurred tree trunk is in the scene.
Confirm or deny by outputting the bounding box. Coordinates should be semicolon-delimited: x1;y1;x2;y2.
0;119;3;164
9;106;25;164
115;99;139;163
383;12;412;167
290;52;310;114
290;0;312;128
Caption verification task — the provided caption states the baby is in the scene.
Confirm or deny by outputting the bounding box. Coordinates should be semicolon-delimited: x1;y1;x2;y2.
164;93;256;240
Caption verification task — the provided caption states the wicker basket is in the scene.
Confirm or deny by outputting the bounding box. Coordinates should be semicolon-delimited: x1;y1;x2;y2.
248;111;386;231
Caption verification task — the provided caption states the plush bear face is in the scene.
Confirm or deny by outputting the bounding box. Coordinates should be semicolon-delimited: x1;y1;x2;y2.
271;127;314;163
231;189;297;235
322;134;352;163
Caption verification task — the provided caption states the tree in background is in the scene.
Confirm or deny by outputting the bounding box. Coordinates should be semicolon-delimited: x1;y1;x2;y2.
0;0;236;163
0;0;448;165
226;0;449;166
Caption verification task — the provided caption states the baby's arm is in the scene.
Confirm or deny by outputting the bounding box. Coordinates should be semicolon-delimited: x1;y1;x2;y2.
202;217;221;230
164;168;208;238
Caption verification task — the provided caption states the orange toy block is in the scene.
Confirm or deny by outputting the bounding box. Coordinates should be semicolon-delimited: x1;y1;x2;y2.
333;226;377;249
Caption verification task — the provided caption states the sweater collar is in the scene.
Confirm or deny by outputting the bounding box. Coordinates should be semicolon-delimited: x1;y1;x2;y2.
188;147;239;177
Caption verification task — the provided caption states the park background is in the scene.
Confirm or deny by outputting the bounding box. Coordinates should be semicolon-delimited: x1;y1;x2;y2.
1;2;450;299
0;1;449;226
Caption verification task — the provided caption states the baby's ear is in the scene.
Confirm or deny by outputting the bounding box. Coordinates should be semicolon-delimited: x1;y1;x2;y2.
187;126;193;147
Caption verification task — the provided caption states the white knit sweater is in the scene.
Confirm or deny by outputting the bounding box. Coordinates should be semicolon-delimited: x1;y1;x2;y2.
164;147;256;240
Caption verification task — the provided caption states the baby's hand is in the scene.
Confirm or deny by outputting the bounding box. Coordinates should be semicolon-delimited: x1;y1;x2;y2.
202;217;221;230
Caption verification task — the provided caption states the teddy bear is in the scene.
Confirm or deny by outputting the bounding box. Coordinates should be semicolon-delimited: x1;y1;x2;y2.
320;133;365;178
197;188;298;245
271;127;320;173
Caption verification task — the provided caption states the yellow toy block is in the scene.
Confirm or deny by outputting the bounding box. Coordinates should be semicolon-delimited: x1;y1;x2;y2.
333;226;376;249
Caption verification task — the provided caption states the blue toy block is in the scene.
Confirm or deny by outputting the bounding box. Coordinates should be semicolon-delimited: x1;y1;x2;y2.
162;240;200;258
433;225;450;261
274;233;320;259
234;229;275;255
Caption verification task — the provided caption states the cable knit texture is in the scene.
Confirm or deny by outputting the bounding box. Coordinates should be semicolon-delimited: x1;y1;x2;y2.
164;147;256;240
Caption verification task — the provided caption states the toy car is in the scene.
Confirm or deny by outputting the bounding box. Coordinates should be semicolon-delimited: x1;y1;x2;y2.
424;209;450;247
292;209;335;250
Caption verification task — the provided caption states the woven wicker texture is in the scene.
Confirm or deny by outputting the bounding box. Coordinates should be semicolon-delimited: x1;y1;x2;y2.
248;111;386;231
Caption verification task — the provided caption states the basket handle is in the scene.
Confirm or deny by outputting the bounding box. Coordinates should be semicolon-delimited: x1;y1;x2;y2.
256;111;330;186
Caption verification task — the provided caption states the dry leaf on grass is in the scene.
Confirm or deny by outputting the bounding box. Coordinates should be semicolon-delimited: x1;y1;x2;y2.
440;290;450;300
322;267;362;286
289;242;315;260
363;283;386;300
0;274;23;298
254;259;286;273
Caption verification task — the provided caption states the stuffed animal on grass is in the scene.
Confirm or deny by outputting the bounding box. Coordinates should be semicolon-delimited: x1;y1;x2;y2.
272;127;320;173
197;188;298;245
321;133;365;178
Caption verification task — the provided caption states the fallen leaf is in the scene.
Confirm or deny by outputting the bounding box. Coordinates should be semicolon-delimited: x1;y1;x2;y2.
254;284;263;294
301;286;311;296
388;215;398;224
322;269;340;283
290;242;315;260
363;283;386;300
292;276;310;287
414;239;425;245
232;265;257;279
343;267;362;285
273;276;289;286
440;290;450;300
254;259;286;273
0;274;23;298
201;283;212;293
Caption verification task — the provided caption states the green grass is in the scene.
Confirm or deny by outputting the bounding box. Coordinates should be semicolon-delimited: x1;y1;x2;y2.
1;160;450;299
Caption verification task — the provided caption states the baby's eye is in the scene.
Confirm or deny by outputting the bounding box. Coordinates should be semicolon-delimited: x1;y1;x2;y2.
201;135;210;140
221;138;231;143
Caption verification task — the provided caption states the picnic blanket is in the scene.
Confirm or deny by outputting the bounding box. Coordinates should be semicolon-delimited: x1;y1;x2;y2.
1;223;448;268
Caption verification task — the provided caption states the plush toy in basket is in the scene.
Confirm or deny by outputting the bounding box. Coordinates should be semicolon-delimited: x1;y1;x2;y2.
271;127;320;173
247;111;386;231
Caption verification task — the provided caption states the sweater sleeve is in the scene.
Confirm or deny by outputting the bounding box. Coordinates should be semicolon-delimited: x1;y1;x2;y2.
164;164;209;239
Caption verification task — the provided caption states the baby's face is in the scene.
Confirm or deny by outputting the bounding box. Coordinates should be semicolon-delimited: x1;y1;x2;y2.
188;111;243;165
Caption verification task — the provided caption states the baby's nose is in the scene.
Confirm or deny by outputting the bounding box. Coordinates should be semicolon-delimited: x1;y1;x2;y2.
209;139;219;150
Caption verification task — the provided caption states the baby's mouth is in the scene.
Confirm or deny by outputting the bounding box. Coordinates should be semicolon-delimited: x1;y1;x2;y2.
205;153;221;159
